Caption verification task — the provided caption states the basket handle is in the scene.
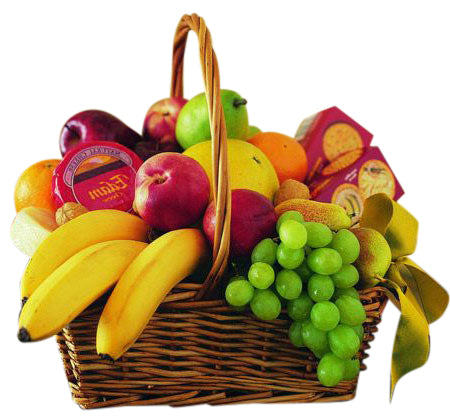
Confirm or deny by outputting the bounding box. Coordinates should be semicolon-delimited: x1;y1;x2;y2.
170;14;231;299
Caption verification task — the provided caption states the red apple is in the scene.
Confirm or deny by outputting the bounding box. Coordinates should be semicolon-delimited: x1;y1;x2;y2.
59;110;141;156
203;189;276;257
134;152;210;231
141;97;188;159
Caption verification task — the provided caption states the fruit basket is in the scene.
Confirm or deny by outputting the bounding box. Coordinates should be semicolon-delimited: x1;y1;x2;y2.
54;14;388;408
14;13;448;409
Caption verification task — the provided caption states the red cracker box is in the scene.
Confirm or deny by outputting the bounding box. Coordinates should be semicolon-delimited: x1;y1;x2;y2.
295;106;373;182
309;146;404;224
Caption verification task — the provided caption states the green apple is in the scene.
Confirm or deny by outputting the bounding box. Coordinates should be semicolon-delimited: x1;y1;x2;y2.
246;125;261;139
176;89;248;149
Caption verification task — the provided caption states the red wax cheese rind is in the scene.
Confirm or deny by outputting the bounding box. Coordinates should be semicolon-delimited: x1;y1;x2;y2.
295;107;373;182
309;147;404;225
52;141;142;212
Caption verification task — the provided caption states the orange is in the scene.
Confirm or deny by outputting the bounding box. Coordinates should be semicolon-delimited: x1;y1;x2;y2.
14;159;61;213
248;132;308;183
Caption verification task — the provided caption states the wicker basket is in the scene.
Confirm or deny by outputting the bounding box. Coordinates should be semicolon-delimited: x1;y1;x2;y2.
56;14;388;408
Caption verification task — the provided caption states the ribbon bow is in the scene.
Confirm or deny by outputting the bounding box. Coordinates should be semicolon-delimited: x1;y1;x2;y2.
360;193;448;400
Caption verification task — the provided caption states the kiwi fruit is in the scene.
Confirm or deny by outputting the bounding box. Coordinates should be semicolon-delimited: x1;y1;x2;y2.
274;180;310;206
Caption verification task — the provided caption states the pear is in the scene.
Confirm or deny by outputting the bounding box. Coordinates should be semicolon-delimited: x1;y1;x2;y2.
275;199;351;231
176;89;248;149
352;227;392;286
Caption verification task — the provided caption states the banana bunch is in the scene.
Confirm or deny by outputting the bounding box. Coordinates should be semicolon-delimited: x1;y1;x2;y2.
20;209;149;303
18;209;208;360
19;239;148;341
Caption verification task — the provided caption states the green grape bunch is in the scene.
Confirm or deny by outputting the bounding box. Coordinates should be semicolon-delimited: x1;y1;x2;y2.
223;209;367;388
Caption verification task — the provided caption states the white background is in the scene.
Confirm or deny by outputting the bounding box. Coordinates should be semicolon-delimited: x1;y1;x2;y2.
1;0;449;416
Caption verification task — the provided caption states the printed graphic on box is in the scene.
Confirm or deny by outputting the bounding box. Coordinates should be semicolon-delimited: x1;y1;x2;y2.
309;147;404;224
295;106;373;182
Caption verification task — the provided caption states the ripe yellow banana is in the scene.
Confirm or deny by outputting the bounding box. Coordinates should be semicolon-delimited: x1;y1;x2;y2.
20;209;148;303
97;229;208;360
18;240;147;342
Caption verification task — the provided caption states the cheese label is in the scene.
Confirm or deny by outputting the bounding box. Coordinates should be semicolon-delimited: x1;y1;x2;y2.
52;141;142;212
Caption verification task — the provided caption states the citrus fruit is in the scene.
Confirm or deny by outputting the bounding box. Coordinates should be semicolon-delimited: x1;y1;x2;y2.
14;159;61;212
248;132;308;183
183;139;279;201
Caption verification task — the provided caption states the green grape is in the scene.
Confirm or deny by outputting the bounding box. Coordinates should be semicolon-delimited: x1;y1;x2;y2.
352;324;364;342
335;295;366;326
307;248;343;275
303;222;333;248
310;301;340;331
275;269;302;300
328;325;361;359
307;274;335;302
279;220;307;249
277;295;288;310
228;275;247;284
287;293;314;321
301;320;329;353
288;321;304;347
317;353;345;387
331;264;359;289
225;279;255;307
248;262;275;289
276;243;305;269
311;346;331;359
276;210;304;232
250;289;281;320
295;262;314;283
330;229;360;264
342;358;360;381
333;286;360;301
251;238;278;265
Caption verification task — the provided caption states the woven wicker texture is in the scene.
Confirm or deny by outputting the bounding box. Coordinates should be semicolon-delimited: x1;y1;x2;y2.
58;286;387;408
57;14;388;408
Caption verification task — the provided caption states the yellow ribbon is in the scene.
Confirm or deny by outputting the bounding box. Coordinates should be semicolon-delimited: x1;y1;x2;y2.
360;193;448;400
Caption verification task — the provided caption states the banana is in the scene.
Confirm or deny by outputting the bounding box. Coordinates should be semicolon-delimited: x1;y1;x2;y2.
20;209;148;303
18;240;147;342
96;229;208;360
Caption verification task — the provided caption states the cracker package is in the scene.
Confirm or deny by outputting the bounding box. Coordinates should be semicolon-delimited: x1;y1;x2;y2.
295;106;373;182
309;146;404;224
